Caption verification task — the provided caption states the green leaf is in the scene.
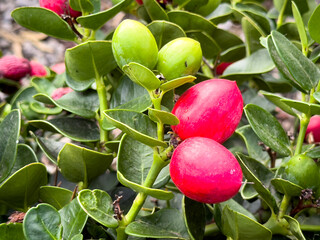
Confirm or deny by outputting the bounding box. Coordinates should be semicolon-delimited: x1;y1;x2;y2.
58;143;113;183
280;99;320;116
187;31;220;59
40;186;73;210
104;109;167;147
142;0;168;21
29;118;100;142
284;215;306;240
31;77;56;95
9;144;38;176
236;125;270;162
260;90;296;116
271;178;303;197
0;223;25;240
292;1;308;53
110;75;152;112
71;234;83;240
160;76;196;92
219;205;272;240
30;103;62;115
0;163;47;211
66;72;94;92
148;20;186;49
34;89;100;118
223;49;275;76
65;41;117;83
182;197;205;240
268;31;320;91
77;0;132;30
306;146;320;158
237;153;278;213
77;189;118;228
69;0;94;14
59;198;88;240
308;4;320;44
244;104;292;156
10;87;37;109
117;134;173;200
242;18;263;55
125;208;190;239
122;62;161;91
219;199;257;221
23;204;62;240
11;7;76;41
148;108;179;125
0;109;21;183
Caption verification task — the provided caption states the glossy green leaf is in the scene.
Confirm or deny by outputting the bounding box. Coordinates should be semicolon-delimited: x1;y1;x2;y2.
208;3;233;24
117;134;173;200
260;90;296;116
66;72;94;92
77;0;132;30
306;146;320;158
219;205;272;240
10;87;37;109
0;163;47;211
29;118;100;142
223;49;275;76
308;4;320;44
237;153;278;213
220;199;257;221
168;11;216;36
148;108;179;125
65;41;117;83
110;75;152;112
122;62;161;91
125;208;190;239
32;134;65;164
142;0;168;21
213;28;244;52
281;99;320;116
241;182;258;200
23;204;62;240
30;103;62;115
148;21;186;49
268;31;320;91
70;0;94;13
11;7;76;41
77;189;118;228
187;31;220;59
34;89;100;118
104;109;167;147
236;125;270;162
0;223;25;240
58;143;113;183
292;2;308;53
0;109;20;183
31;77;56;95
71;234;83;240
244;104;292;156
242;17;263;55
182;197;205;240
271;178;303;197
160;76;196;92
59;198;88;240
40;186;73;210
284;215;306;240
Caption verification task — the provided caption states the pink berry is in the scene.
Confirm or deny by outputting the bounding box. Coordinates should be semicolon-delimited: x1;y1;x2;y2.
172;79;243;143
216;62;233;75
0;55;31;81
39;0;82;18
170;137;243;204
51;62;66;74
306;115;320;142
30;61;47;77
51;87;73;100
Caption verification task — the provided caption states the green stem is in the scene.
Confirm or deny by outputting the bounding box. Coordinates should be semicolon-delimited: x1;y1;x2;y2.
278;194;291;219
95;76;109;143
277;0;289;28
300;224;320;231
294;113;310;155
264;212;290;235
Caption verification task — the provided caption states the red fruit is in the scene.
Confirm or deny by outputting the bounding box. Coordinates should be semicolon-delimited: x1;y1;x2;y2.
306;115;320;142
30;61;47;77
170;137;243;204
51;87;73;100
51;62;66;74
0;55;31;81
216;62;233;75
39;0;81;18
172;79;243;143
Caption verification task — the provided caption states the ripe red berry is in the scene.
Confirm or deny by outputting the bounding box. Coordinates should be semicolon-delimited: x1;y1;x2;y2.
39;0;81;18
305;115;320;142
51;87;73;100
30;61;47;77
0;55;31;81
172;79;243;143
170;137;243;204
51;62;66;74
216;62;233;75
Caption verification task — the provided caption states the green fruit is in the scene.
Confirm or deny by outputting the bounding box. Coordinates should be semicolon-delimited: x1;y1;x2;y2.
112;19;158;69
283;154;320;190
157;37;202;81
